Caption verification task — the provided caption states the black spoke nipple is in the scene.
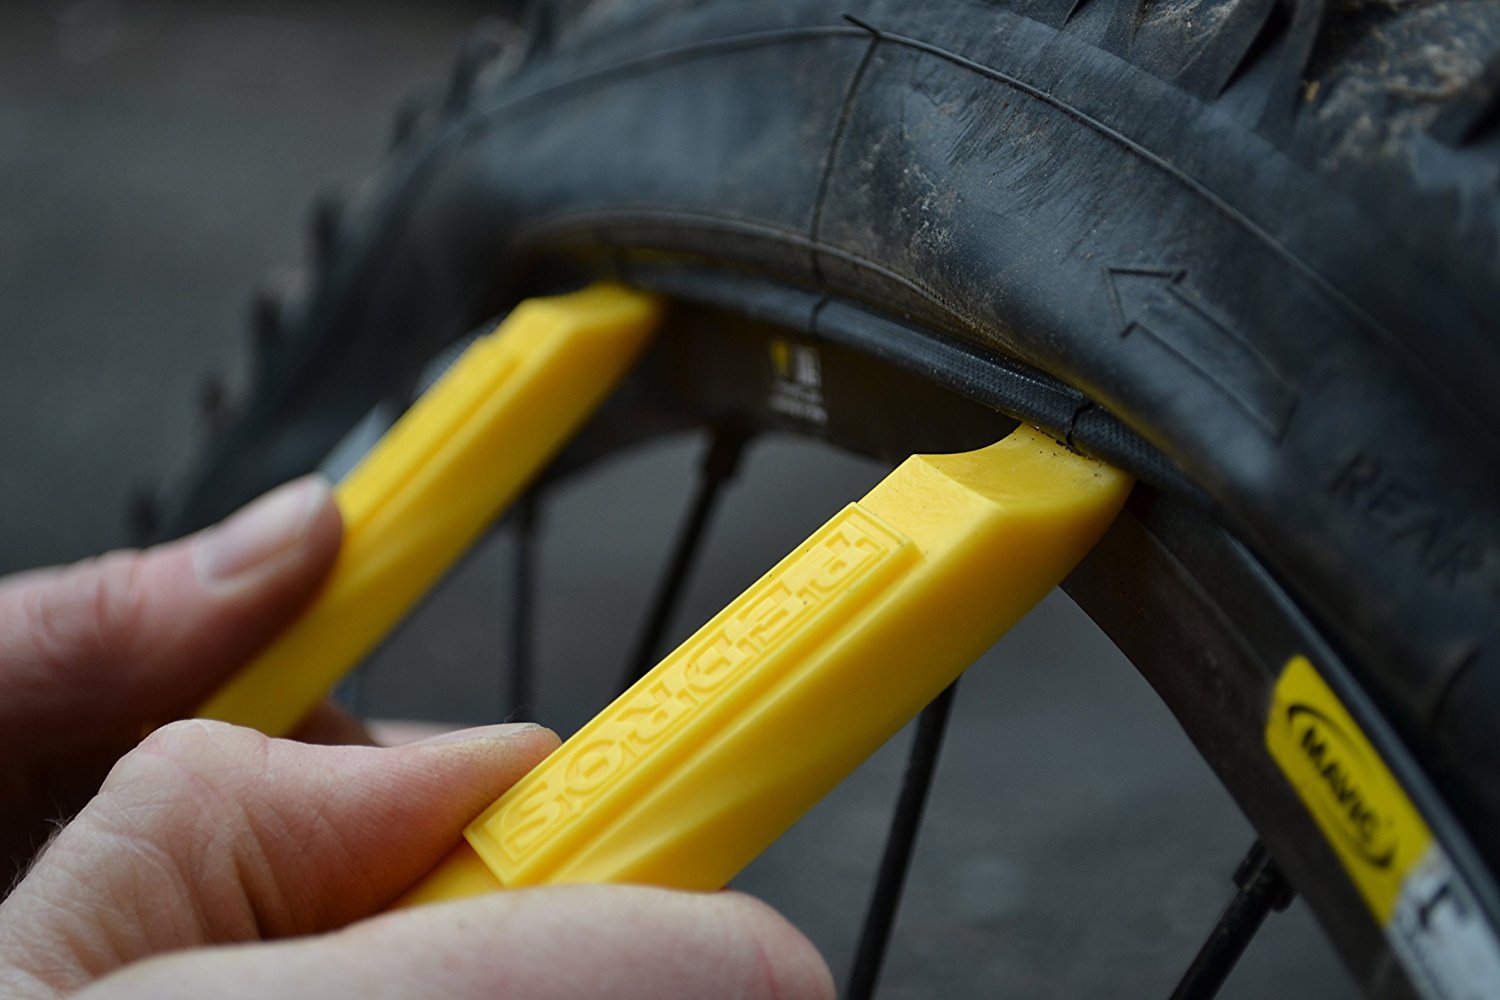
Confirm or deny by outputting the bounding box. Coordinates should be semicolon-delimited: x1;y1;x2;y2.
1233;841;1295;912
701;423;750;480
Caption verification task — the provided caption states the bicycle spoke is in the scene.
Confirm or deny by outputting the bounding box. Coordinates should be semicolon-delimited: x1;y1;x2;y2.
616;425;747;693
847;681;959;1000
507;490;540;722
1168;840;1295;1000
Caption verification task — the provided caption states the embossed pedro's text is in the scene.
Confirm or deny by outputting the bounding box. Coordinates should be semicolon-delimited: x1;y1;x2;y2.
490;505;908;864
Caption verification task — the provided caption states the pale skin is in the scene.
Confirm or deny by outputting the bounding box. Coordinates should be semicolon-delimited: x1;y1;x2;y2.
0;477;835;999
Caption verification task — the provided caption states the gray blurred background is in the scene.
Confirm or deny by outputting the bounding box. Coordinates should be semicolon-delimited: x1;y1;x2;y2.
0;3;1356;996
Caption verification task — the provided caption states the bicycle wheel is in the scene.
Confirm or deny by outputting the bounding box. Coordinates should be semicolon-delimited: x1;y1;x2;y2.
146;1;1500;996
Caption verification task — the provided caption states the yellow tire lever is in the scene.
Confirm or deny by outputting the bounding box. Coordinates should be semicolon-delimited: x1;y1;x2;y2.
197;283;662;736
396;422;1133;904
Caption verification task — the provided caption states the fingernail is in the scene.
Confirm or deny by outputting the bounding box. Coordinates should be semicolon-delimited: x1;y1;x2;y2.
411;723;549;747
194;476;330;586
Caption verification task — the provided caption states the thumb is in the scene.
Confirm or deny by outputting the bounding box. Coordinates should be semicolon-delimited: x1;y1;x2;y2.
0;475;340;752
0;720;561;997
0;476;341;868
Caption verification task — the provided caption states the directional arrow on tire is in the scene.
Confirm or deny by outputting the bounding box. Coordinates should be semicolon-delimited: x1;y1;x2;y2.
1106;267;1295;439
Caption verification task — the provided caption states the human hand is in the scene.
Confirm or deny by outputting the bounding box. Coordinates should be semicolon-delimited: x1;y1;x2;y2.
0;719;834;999
0;475;348;875
0;477;834;998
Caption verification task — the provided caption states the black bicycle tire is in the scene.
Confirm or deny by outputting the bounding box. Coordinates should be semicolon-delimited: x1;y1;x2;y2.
147;1;1500;995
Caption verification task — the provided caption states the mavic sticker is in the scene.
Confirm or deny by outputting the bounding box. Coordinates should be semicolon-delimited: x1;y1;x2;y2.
1268;656;1500;999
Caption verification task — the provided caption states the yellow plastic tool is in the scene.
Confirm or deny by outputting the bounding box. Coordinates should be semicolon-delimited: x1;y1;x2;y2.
397;423;1132;906
197;283;662;736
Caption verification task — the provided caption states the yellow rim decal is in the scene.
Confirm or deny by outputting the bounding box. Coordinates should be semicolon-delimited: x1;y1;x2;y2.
1268;656;1500;998
1266;655;1433;922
